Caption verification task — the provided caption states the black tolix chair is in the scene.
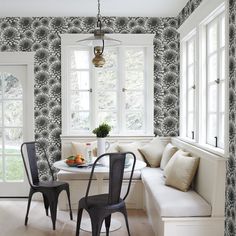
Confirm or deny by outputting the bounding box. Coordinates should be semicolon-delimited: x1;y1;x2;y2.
21;141;73;230
75;152;136;236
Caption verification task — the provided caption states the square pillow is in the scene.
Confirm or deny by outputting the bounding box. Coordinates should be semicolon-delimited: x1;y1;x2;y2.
117;142;144;161
165;154;200;192
160;143;178;170
138;137;166;167
163;149;190;177
71;141;97;158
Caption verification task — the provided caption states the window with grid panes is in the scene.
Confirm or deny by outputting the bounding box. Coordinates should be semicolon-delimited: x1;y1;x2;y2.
62;34;154;136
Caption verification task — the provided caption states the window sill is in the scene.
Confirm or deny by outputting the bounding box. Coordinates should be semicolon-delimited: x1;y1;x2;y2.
178;137;226;158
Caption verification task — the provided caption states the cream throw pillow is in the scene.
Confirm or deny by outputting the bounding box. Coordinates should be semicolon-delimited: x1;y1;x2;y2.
71;141;97;158
138;137;165;167
160;143;178;169
163;150;190;177
117;142;144;161
165;155;200;192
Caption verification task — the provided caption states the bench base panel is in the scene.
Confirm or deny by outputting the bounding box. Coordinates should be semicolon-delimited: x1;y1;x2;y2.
144;188;224;236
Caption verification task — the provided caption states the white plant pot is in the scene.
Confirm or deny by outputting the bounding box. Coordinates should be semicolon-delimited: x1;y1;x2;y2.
97;138;110;166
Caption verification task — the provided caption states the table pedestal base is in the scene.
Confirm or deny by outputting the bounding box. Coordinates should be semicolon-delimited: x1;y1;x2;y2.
80;219;121;232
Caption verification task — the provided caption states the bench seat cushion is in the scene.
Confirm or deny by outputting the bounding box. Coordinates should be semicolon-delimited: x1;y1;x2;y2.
141;167;212;217
57;170;141;181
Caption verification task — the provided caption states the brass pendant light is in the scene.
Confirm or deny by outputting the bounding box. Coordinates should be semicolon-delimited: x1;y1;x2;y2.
77;0;121;67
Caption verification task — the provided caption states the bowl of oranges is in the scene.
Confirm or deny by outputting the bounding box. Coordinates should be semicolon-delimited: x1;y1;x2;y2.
65;154;85;167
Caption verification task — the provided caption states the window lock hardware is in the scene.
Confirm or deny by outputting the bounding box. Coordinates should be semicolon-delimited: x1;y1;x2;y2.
215;78;220;84
192;85;196;89
192;131;195;140
88;88;92;92
214;136;218;147
122;88;127;92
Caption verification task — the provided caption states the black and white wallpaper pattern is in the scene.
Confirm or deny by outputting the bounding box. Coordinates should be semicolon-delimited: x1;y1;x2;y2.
177;0;203;27
226;0;236;235
0;17;179;179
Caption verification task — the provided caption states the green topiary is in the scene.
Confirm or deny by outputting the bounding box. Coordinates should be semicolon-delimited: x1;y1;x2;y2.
92;123;111;138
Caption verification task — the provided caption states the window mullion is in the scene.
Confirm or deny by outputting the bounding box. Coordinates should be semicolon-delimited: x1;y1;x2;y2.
90;48;96;131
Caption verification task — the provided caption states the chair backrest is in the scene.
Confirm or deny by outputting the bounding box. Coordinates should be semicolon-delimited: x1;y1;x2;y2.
21;141;54;186
85;152;136;205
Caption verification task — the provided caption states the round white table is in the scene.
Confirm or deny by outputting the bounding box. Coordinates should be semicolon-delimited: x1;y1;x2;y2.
53;158;146;232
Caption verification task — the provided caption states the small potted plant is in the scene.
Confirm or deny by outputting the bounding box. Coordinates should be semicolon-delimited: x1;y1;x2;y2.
93;123;111;156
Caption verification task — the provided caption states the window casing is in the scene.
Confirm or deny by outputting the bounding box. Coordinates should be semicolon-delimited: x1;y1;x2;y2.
61;34;154;136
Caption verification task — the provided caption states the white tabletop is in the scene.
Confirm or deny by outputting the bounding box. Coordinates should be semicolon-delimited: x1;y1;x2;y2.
53;159;146;173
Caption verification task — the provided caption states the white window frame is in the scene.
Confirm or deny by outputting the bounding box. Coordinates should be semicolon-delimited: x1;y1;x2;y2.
180;30;197;141
61;34;154;137
179;0;229;157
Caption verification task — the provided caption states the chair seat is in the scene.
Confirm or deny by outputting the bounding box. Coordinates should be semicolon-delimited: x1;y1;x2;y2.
34;181;68;188
79;194;124;209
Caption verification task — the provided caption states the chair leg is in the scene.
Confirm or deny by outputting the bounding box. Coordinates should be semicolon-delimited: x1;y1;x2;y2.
25;188;34;226
75;207;83;236
89;213;104;236
42;194;49;216
65;186;73;220
105;215;111;236
48;196;58;230
121;207;131;236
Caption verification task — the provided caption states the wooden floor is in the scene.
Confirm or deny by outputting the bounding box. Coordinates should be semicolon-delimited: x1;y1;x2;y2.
0;200;154;236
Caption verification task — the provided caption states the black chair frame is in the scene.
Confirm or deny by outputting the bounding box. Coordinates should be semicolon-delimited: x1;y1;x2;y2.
21;141;73;230
76;152;136;236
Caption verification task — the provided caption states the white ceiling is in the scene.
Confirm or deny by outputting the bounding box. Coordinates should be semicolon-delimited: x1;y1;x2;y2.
0;0;189;17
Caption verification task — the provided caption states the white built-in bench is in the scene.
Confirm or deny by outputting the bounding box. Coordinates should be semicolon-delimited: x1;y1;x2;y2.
58;136;226;236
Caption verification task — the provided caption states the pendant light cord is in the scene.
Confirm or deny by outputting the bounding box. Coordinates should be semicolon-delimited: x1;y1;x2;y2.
96;0;104;55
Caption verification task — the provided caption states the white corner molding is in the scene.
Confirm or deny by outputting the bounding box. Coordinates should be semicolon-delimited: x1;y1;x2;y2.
178;0;225;39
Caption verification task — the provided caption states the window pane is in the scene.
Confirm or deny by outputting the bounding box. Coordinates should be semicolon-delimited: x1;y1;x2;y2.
207;21;217;54
220;50;225;80
98;92;116;110
188;66;194;88
125;48;144;70
4;101;23;127
0;129;2;153
125;91;144;109
208;54;217;82
97;69;117;90
103;49;118;69
4;74;22;99
207;114;217;145
0;156;2;181
220;16;225;47
188;89;194;112
188;40;194;65
126;112;143;130
70;71;89;90
126;71;144;90
5;155;24;181
208;84;217;112
187;112;194;138
219;81;225;112
71;91;90;110
71;112;89;130
0;101;2;127
4;128;22;154
70;50;89;69
97;112;117;131
218;114;224;148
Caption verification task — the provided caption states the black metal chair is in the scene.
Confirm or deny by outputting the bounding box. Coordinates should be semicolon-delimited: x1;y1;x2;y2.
21;141;73;230
75;152;136;236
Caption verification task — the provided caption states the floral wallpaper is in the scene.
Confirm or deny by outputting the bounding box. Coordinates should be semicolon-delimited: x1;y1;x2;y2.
226;0;236;235
0;16;179;179
177;0;202;26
